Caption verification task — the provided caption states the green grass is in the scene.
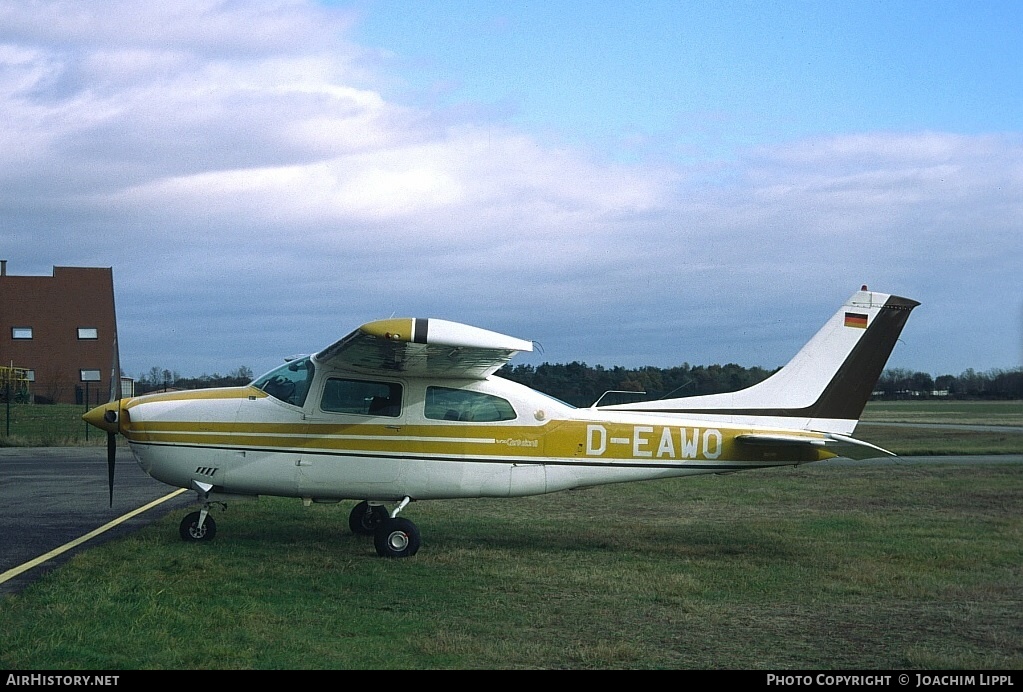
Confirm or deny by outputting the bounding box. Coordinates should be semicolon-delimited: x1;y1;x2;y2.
858;400;1023;455
2;463;1021;669
862;400;1023;426
856;424;1023;456
0;404;104;447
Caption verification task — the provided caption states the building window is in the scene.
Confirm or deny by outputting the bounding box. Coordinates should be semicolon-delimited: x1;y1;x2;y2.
25;370;35;382
78;327;99;340
12;327;32;340
80;369;102;382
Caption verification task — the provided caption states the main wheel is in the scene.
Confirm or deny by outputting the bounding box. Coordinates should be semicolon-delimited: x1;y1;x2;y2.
373;517;421;558
349;501;388;535
179;511;217;542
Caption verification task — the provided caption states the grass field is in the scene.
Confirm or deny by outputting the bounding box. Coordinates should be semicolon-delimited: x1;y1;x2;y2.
1;462;1021;669
857;400;1023;456
861;400;1023;426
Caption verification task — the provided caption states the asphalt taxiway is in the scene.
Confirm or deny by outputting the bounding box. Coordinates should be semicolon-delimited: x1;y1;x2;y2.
0;446;194;595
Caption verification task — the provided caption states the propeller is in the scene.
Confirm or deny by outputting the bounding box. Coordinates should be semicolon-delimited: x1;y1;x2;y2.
104;411;117;506
106;332;121;507
82;400;122;507
83;332;122;507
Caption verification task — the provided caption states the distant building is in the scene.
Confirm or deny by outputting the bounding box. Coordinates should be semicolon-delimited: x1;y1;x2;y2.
0;262;119;405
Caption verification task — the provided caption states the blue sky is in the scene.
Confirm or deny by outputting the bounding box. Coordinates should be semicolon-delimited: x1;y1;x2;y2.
1;0;1020;381
349;1;1021;150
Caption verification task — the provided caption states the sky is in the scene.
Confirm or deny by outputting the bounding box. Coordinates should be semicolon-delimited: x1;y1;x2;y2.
1;0;1020;382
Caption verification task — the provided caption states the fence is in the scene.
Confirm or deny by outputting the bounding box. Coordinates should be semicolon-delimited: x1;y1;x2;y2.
0;402;106;446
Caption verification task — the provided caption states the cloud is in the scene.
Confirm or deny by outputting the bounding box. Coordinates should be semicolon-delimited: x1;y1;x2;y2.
0;1;1019;378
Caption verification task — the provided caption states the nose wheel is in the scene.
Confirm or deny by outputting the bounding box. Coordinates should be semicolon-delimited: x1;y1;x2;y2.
179;510;217;542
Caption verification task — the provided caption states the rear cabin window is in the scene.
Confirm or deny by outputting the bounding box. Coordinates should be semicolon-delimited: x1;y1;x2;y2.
321;378;402;417
425;387;517;422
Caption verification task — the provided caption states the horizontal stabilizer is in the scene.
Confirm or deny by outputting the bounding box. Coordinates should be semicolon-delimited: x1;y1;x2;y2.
737;432;895;460
821;433;896;460
735;433;827;447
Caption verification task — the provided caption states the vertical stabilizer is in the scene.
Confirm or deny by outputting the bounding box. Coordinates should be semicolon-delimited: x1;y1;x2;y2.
603;288;919;434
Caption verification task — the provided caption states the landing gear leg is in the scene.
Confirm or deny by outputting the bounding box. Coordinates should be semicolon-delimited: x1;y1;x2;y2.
373;496;420;558
179;508;217;541
180;481;223;542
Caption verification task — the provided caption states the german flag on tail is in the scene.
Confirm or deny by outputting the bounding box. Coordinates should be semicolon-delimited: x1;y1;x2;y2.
844;312;868;329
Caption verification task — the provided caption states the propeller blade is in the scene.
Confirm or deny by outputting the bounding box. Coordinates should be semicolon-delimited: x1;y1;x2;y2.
109;331;121;403
107;328;120;507
107;430;116;507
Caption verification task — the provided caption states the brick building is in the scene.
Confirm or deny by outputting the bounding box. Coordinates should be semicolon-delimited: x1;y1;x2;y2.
0;262;120;405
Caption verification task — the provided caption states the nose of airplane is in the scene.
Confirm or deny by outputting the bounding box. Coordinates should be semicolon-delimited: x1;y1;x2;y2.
82;400;121;434
83;399;131;507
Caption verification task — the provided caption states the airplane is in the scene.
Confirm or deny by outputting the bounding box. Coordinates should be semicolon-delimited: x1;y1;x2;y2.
84;286;918;558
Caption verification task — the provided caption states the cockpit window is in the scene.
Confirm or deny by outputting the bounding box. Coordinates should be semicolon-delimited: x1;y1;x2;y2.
252;357;315;407
321;378;402;417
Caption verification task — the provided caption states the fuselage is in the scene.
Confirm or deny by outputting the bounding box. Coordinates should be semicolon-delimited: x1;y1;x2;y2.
102;362;837;503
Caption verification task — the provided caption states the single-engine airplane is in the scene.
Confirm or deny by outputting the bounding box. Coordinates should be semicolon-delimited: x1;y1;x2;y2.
84;286;918;557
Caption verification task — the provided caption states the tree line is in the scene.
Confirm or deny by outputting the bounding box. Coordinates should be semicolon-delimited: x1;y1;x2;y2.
498;363;1023;407
135;366;254;395
874;367;1022;401
135;362;1022;407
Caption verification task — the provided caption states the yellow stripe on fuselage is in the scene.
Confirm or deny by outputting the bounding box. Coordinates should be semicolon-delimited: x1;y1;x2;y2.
125;386;266;408
126;421;541;457
124;416;831;465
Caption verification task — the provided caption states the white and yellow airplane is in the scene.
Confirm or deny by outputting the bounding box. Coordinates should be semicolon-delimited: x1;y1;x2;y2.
84;287;918;557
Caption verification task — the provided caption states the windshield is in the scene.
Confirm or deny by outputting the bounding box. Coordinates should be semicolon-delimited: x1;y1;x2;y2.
252;357;315;407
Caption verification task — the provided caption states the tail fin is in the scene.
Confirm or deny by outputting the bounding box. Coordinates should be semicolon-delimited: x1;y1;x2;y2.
604;287;919;434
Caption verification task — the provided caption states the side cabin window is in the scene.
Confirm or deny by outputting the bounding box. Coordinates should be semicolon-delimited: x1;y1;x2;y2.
252;357;315;407
425;386;516;422
321;378;402;417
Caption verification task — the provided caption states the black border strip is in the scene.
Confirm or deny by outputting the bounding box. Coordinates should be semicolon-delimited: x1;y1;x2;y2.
413;318;428;344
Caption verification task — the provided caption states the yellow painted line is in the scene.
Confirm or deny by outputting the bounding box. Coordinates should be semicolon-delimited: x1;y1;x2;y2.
0;487;188;587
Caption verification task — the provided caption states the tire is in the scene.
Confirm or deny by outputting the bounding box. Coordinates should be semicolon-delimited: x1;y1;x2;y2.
373;518;421;558
349;501;388;535
179;511;217;542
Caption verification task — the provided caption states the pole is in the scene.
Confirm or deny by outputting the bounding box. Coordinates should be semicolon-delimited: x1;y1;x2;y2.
5;361;10;438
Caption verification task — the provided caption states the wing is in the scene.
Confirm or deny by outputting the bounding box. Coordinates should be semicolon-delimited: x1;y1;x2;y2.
736;432;895;460
314;318;533;380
